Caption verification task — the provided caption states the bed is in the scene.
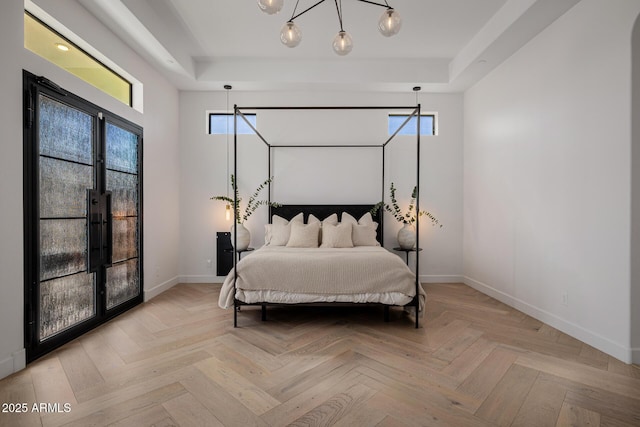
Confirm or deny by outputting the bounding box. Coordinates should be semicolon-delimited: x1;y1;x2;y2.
226;104;424;327
219;204;425;326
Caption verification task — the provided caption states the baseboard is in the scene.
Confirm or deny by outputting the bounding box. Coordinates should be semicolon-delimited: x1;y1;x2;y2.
463;276;633;364
0;355;13;380
420;275;464;284
633;347;640;365
179;275;225;284
0;348;26;381
144;276;179;301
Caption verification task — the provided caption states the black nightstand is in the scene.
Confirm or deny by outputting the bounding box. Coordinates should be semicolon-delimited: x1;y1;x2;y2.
216;232;233;276
393;247;422;265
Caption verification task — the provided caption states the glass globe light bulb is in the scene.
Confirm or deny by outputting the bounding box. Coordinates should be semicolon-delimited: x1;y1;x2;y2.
378;8;402;37
332;30;353;56
280;21;302;48
257;0;283;15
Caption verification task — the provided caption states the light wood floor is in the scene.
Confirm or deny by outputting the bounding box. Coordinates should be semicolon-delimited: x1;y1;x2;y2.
1;283;639;427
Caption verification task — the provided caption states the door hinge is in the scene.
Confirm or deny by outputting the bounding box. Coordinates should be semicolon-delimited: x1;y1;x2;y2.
25;87;34;129
36;76;66;96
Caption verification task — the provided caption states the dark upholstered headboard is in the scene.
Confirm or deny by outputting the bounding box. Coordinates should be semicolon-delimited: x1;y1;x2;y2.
269;204;384;245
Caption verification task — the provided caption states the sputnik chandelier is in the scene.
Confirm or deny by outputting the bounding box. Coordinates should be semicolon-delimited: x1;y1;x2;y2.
257;0;402;56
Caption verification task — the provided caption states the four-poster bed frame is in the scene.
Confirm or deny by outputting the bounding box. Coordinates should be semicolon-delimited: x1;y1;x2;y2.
231;104;422;328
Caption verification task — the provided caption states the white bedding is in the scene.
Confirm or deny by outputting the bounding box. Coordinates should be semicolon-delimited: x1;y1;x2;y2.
218;246;425;311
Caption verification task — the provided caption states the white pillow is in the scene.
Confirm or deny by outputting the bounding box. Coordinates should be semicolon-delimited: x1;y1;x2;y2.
320;222;353;248
317;213;339;245
341;212;379;246
352;223;379;246
357;212;375;226
308;214;321;225
265;213;303;246
341;212;358;225
286;221;320;248
322;213;338;226
341;212;375;225
307;214;333;245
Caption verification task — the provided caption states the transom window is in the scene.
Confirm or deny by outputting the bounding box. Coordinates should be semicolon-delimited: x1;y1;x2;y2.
209;113;257;135
24;12;132;107
388;113;436;136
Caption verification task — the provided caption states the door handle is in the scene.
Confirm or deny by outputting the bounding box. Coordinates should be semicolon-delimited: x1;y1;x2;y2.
104;192;113;267
87;190;113;271
98;213;103;262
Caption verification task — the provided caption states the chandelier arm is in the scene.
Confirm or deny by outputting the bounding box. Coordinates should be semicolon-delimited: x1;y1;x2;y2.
290;0;328;21
334;0;344;31
355;0;392;9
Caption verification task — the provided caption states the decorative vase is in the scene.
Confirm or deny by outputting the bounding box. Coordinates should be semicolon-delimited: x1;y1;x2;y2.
231;223;251;251
397;224;416;250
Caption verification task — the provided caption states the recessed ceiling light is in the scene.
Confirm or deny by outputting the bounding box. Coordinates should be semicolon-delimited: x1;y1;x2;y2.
55;43;69;52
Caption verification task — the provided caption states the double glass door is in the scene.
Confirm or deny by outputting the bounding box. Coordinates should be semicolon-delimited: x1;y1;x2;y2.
23;72;143;362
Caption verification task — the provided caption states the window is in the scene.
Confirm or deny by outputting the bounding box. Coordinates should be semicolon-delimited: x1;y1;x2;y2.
388;114;436;136
24;12;132;107
209;113;257;135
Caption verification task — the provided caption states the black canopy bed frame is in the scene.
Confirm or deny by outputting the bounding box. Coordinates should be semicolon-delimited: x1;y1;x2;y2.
230;104;422;328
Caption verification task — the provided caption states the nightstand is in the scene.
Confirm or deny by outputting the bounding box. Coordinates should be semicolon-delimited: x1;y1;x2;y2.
392;247;422;265
225;247;255;260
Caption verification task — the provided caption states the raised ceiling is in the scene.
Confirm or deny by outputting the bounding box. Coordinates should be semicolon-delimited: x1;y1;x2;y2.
77;0;581;92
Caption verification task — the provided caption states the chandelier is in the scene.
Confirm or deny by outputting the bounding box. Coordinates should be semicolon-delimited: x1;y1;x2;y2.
257;0;402;56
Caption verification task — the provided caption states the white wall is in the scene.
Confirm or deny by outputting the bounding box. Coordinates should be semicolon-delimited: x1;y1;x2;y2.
464;0;640;363
0;0;180;379
631;14;640;364
0;0;28;380
179;91;463;283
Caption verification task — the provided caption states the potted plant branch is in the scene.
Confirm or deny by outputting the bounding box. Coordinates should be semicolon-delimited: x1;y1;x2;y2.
372;182;441;249
211;174;280;250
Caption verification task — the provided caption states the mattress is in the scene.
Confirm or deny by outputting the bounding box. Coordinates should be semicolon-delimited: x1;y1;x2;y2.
218;246;425;310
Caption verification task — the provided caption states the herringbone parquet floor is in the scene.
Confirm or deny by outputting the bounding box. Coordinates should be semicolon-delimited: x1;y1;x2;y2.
1;283;639;427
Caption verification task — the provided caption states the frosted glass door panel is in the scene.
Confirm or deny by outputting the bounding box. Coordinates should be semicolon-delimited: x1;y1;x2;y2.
106;259;139;310
40;219;87;281
39;156;93;218
112;217;138;263
106;170;138;217
36;92;95;343
40;272;95;341
105;121;140;310
106;123;138;173
39;95;93;165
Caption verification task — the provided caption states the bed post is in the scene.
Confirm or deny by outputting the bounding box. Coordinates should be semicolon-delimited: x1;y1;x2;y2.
415;103;421;329
234;302;238;327
233;104;239;327
268;145;271;207
381;146;385;220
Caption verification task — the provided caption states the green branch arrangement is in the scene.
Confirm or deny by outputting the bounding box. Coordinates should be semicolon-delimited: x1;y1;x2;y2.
371;182;442;227
211;174;281;224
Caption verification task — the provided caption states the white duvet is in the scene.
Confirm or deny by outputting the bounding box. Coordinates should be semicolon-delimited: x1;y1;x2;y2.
218;246;425;311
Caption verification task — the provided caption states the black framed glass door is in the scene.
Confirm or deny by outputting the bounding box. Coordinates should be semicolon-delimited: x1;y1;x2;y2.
23;71;143;362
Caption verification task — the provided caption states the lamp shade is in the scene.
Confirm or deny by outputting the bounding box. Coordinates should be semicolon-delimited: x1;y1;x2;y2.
332;31;353;56
378;8;402;37
281;21;302;47
257;0;283;15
